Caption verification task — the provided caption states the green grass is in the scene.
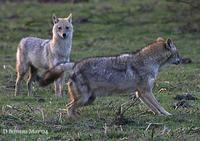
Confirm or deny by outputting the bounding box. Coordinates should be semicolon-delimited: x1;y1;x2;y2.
0;0;200;140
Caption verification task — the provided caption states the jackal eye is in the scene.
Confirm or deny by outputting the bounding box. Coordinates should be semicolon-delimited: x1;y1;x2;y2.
58;26;62;30
66;26;69;30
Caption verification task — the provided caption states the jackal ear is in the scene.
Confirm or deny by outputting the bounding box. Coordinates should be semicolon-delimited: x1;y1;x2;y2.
156;37;165;42
165;38;173;49
67;13;72;23
52;14;59;24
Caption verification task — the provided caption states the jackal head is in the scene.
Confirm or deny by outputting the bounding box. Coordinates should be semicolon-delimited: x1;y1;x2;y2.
164;38;181;65
52;13;73;39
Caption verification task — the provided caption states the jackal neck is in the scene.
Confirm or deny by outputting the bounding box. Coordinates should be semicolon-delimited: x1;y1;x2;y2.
52;35;72;47
49;35;72;59
135;41;171;66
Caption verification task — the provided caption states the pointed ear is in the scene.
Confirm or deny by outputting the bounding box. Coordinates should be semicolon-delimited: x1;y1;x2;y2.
52;13;59;24
165;38;173;49
67;13;72;23
156;37;165;42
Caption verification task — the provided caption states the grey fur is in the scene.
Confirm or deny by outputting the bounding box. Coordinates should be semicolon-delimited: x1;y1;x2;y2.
68;38;180;118
39;37;181;118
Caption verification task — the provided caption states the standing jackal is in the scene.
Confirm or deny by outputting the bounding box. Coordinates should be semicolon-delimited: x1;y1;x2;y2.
39;37;181;118
15;13;73;97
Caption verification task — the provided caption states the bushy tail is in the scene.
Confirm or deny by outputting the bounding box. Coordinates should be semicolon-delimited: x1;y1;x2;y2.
39;62;74;87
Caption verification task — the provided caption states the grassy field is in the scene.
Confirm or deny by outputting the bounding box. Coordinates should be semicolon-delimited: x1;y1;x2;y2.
0;0;200;140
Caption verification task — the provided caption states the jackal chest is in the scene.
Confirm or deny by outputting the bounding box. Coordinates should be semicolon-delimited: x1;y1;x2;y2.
49;45;71;65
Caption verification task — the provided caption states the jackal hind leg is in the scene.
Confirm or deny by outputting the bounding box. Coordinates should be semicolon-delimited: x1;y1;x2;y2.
27;65;38;96
66;80;80;119
67;79;94;119
15;63;28;96
15;72;25;96
137;89;171;116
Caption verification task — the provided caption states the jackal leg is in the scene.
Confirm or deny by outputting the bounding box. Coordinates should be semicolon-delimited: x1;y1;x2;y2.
15;72;25;96
54;73;65;97
137;89;171;116
66;81;80;119
27;65;38;96
67;79;95;119
15;63;28;96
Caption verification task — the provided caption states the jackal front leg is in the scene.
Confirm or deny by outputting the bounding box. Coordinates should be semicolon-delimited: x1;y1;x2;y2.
137;88;172;116
54;72;65;97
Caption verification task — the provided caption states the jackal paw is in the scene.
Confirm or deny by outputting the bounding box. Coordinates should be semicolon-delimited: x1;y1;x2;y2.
67;110;80;120
158;111;172;116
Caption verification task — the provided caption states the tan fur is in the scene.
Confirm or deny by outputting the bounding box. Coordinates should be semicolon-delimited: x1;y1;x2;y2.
66;80;80;118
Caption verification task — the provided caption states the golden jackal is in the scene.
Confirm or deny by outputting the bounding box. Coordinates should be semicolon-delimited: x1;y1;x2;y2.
15;13;73;97
40;37;181;118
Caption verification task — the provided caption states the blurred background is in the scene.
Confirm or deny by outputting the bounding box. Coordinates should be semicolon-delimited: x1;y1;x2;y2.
0;0;200;140
0;0;200;59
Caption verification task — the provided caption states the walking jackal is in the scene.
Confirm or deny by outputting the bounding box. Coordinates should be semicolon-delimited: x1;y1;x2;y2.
15;13;73;97
39;37;181;118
